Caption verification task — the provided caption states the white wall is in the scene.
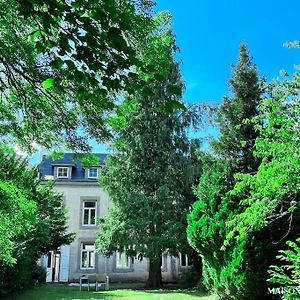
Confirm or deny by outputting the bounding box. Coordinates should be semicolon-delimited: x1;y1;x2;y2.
53;183;179;282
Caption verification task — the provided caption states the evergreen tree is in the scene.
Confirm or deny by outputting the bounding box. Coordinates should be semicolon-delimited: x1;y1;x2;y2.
212;43;262;171
97;61;200;288
188;44;264;299
230;74;300;299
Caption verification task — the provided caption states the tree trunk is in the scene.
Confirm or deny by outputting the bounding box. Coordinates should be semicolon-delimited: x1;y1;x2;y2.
146;257;163;288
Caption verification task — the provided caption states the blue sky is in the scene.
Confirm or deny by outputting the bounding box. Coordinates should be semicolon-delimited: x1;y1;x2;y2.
156;0;300;105
30;1;300;164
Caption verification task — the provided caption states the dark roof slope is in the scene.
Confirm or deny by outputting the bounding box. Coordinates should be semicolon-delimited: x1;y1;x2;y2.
39;153;107;181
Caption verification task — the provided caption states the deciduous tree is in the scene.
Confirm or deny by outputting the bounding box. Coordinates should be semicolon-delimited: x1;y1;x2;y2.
0;0;175;152
227;74;300;299
0;147;73;295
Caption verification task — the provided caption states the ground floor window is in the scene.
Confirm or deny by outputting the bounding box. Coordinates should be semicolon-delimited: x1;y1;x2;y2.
180;253;192;267
116;251;130;269
160;253;168;271
81;243;95;269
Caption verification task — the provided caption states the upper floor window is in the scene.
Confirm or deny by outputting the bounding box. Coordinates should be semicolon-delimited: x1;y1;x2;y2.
57;167;69;179
116;251;130;269
82;201;97;226
88;168;98;179
80;243;95;269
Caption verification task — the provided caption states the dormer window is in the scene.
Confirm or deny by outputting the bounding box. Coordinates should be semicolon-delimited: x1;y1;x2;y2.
57;167;69;179
88;168;98;179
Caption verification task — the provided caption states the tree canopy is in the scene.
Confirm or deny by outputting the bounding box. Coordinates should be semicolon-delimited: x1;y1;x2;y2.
97;54;201;287
211;44;262;171
0;0;177;152
227;74;300;299
0;147;73;295
187;44;265;299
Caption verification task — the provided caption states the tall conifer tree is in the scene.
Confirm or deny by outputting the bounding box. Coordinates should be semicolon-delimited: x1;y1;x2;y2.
97;61;200;288
212;43;261;171
188;44;264;299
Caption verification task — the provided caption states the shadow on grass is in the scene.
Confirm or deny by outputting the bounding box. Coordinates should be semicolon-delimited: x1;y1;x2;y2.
144;289;203;294
14;284;122;300
15;283;215;300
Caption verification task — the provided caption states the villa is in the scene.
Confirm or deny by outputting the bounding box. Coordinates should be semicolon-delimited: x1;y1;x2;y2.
38;153;191;283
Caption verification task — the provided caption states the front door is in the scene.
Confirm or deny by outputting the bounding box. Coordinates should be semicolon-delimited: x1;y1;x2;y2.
45;250;61;282
53;251;61;282
59;245;70;282
46;251;54;283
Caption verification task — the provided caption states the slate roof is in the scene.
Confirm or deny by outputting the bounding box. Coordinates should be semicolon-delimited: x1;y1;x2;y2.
39;153;107;181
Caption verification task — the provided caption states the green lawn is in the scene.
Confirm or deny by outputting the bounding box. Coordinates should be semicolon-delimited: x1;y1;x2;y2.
16;284;216;300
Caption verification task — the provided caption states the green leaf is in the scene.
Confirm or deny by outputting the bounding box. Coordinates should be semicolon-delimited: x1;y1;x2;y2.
46;40;56;49
75;153;100;168
168;84;182;96
128;72;139;80
42;78;54;89
165;100;187;113
35;41;44;54
154;73;165;81
71;1;79;9
47;151;65;160
50;57;64;70
76;89;90;101
141;87;153;97
28;30;40;42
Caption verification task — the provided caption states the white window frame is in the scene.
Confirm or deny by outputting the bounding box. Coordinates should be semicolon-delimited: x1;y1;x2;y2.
179;253;191;267
161;253;167;270
80;243;95;270
88;168;98;179
82;201;97;226
56;167;69;179
116;251;130;269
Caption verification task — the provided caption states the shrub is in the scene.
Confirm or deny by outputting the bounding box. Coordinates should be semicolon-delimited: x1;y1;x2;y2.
268;238;300;300
180;266;201;286
32;264;46;284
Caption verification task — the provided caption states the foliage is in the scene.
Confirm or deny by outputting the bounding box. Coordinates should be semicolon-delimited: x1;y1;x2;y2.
97;52;202;288
224;74;300;298
0;180;36;264
180;265;202;286
268;238;300;300
0;0;179;152
0;0;184;294
211;44;262;171
0;147;74;296
31;264;47;284
188;158;250;299
187;44;264;299
228;74;300;239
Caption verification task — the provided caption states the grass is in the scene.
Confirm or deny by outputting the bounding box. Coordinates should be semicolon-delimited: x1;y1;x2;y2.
15;283;216;300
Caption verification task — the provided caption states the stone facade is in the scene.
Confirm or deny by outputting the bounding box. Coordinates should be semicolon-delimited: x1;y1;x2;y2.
39;153;186;283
